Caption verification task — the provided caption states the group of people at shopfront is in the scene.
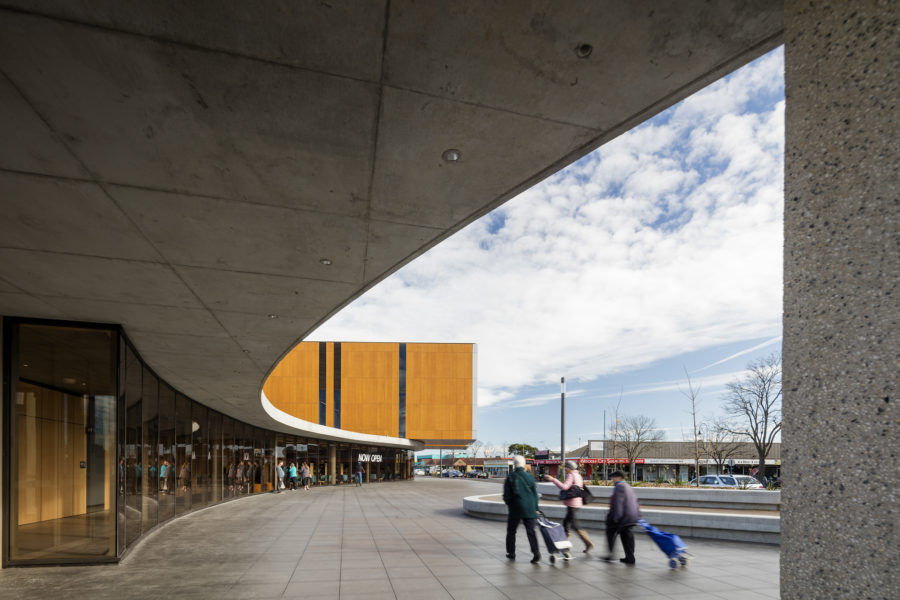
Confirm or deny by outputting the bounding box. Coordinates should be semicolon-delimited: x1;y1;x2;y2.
273;461;379;490
503;456;640;564
275;460;312;492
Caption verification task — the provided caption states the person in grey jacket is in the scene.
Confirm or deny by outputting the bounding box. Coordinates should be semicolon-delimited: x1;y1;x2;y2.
276;460;285;493
603;470;641;564
503;455;541;563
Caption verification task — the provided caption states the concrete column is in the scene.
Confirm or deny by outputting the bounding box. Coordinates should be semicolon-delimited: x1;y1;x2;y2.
783;2;898;597
329;445;336;486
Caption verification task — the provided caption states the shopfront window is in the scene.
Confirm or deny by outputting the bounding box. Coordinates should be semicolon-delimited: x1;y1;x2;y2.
124;345;142;546
4;318;416;566
208;410;222;504
158;384;175;521
6;321;117;563
191;403;207;507
175;393;191;514
222;415;234;499
141;366;158;533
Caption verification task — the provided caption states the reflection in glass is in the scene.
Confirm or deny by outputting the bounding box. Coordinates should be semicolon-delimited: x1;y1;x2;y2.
124;346;142;546
157;384;175;522
175;394;191;515
141;367;158;533
191;403;207;507
4;319;415;565
222;415;234;499
8;323;117;562
116;339;125;557
208;411;222;504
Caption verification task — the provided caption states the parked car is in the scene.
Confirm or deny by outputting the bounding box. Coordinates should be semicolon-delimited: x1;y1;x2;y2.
689;474;765;489
413;469;425;476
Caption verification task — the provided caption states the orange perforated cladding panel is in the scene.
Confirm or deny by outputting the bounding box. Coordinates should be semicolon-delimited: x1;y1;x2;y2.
405;343;473;442
262;342;319;423
263;341;473;442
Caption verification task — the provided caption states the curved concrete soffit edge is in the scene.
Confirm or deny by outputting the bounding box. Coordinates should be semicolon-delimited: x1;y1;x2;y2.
260;390;425;451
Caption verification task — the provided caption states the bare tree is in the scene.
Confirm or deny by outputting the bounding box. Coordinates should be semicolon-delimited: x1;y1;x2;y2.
723;354;782;483
705;417;744;473
608;393;623;479
482;442;504;458
680;368;702;485
466;440;484;458
618;414;665;480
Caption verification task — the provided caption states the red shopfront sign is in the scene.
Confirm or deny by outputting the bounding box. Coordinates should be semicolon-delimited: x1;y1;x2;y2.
532;458;645;465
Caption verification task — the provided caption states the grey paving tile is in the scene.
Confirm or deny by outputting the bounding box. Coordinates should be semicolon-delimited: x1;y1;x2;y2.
339;577;395;595
389;577;445;592
446;588;511;600
339;593;397;600
395;589;454;600
340;566;390;581
495;584;566;599
282;579;340;598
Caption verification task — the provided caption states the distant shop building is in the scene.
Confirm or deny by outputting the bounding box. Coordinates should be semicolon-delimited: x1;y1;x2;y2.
420;457;513;478
533;440;781;482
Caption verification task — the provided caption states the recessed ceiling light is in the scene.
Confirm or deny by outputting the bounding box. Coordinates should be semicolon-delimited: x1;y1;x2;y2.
242;349;251;354
442;148;462;162
319;258;333;265
267;314;278;319
22;363;29;368
63;377;77;384
575;43;593;58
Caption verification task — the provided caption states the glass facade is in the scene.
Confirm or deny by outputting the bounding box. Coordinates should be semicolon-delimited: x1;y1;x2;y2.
3;318;413;566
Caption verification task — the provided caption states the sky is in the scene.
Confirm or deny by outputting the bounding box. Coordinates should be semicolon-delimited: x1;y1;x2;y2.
310;47;785;454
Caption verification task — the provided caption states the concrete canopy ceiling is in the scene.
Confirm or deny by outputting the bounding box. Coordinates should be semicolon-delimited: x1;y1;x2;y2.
0;1;783;436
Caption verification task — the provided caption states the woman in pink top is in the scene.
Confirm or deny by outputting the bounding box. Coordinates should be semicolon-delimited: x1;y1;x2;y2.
544;461;594;553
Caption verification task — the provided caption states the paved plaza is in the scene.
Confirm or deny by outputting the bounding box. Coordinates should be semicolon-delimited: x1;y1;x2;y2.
0;479;780;600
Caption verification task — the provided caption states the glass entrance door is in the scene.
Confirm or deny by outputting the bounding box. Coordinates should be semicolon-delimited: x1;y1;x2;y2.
6;321;118;563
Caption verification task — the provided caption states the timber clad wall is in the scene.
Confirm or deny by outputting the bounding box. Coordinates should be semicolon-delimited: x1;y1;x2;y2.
17;384;91;525
264;342;474;445
406;343;473;443
263;343;319;423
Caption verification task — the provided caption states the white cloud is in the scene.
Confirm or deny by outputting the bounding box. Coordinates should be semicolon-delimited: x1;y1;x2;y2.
311;48;785;415
694;336;782;372
576;370;752;402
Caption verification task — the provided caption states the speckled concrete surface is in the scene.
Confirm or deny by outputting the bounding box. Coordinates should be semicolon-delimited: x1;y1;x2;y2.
0;479;779;599
783;1;899;598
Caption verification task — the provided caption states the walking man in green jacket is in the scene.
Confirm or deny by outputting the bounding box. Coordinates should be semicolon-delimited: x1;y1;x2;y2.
503;455;541;563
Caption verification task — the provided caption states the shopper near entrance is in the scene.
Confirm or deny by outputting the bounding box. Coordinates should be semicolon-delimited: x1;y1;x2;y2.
503;455;541;563
355;462;364;486
300;462;311;490
603;470;641;564
544;460;594;553
276;460;285;493
288;462;298;490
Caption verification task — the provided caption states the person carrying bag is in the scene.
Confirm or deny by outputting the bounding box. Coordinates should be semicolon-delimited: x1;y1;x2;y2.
544;461;594;553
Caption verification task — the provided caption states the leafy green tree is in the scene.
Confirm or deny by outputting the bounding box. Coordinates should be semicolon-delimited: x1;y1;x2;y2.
507;443;537;458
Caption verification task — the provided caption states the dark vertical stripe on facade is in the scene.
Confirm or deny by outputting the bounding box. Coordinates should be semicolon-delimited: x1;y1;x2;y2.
318;342;326;425
399;343;406;438
334;343;341;429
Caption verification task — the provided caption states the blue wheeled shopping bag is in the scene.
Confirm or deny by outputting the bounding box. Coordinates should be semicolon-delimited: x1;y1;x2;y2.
637;519;691;569
536;511;573;563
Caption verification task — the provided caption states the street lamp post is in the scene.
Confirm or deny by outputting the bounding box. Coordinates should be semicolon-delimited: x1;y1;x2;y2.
560;377;566;474
697;424;710;476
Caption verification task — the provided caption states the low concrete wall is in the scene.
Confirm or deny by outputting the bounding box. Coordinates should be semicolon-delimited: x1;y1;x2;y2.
536;482;781;511
463;495;780;545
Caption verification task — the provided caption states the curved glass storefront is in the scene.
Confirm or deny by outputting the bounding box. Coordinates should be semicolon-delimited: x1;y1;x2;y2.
2;318;412;566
